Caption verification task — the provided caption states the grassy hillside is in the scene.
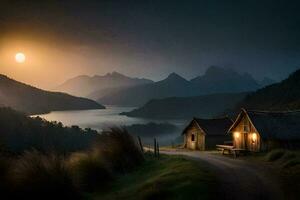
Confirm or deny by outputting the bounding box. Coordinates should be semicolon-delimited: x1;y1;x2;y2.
243;149;300;200
94;155;217;200
121;92;248;119
239;69;300;110
0;74;104;114
0;128;144;199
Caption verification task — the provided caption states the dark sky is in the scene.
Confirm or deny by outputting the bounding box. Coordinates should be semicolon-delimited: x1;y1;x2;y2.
1;0;300;88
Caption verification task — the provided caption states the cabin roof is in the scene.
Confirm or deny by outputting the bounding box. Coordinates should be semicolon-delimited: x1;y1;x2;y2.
182;117;233;136
229;109;300;140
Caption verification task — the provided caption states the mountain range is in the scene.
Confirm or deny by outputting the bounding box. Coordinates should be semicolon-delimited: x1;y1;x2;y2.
122;68;300;119
0;74;104;114
238;69;300;110
56;71;153;97
96;66;265;106
121;92;248;119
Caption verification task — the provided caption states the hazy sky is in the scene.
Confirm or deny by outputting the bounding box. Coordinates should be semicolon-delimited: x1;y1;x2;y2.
1;0;300;89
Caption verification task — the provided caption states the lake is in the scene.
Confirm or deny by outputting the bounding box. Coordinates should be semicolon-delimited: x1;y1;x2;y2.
32;106;188;132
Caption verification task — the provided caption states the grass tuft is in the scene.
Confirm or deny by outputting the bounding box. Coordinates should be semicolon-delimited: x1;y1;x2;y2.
282;158;300;169
13;150;80;199
68;152;113;192
265;149;286;162
94;127;144;173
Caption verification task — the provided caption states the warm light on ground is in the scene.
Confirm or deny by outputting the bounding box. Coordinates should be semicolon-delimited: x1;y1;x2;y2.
15;52;26;63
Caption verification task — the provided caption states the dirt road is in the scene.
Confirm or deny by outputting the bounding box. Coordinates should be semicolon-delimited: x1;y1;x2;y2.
163;150;284;200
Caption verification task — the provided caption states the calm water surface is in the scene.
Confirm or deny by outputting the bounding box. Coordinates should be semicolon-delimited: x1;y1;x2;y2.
33;106;187;131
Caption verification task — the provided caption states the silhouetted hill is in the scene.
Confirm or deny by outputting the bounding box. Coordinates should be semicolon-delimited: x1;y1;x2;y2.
98;66;260;106
0;107;99;153
0;74;104;114
238;69;300;110
98;72;195;106
190;66;260;94
259;77;277;87
121;92;248;119
56;71;153;97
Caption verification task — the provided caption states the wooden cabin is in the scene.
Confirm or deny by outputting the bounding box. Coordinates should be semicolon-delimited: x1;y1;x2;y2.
228;109;300;152
182;117;233;150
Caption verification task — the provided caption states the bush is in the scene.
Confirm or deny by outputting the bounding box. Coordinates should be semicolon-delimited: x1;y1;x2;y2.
279;151;297;163
68;152;113;192
12;150;80;200
282;158;300;169
265;149;286;162
95;127;144;174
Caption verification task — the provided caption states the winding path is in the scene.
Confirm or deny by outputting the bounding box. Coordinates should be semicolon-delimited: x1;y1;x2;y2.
163;150;284;200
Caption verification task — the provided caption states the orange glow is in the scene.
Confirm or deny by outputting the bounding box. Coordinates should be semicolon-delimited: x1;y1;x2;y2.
252;133;257;141
15;52;26;63
234;132;240;138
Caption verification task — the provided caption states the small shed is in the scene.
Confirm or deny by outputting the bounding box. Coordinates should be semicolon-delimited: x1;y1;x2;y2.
228;109;300;152
182;117;233;150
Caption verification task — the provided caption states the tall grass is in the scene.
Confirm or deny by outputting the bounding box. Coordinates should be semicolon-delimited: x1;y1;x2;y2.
94;127;144;173
265;149;286;162
13;150;80;199
0;127;144;198
265;149;300;169
68;152;113;192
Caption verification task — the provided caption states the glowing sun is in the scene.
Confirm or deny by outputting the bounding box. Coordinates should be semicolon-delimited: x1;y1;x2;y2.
15;52;26;63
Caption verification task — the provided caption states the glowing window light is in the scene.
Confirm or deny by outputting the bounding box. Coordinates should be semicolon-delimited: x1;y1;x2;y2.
252;133;257;141
234;132;240;138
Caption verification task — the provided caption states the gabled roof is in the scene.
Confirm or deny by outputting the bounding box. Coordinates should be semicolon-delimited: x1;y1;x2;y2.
228;108;300;140
182;117;233;136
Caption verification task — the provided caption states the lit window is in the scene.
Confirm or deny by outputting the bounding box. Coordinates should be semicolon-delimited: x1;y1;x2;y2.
191;134;195;142
234;132;240;138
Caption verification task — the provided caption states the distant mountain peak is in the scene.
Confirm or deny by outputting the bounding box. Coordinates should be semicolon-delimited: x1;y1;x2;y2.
0;74;104;114
165;72;187;82
56;71;153;97
105;71;125;78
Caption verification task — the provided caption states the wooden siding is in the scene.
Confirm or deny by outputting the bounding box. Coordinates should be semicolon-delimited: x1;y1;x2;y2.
231;114;261;152
183;121;205;150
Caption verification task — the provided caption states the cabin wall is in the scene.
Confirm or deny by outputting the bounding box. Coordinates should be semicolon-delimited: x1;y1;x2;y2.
231;115;261;152
183;121;205;150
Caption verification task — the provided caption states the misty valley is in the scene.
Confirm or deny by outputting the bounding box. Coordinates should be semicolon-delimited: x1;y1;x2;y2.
33;106;186;146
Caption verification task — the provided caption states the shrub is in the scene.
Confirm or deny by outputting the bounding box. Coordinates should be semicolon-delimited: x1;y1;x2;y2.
282;158;300;169
279;151;297;163
12;150;80;200
94;127;144;174
265;149;286;162
68;152;113;192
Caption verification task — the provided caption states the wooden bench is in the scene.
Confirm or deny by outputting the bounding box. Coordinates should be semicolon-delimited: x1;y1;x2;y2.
216;145;246;158
216;145;234;155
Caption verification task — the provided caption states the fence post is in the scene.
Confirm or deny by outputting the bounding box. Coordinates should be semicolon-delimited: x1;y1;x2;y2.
137;136;144;153
157;141;160;159
154;138;157;157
